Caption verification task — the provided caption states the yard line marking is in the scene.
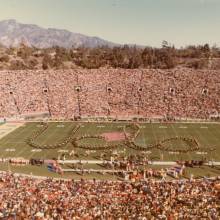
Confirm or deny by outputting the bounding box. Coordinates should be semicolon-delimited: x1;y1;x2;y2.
56;125;65;128
200;126;208;129
97;125;105;128
7;124;18;127
179;126;187;129
58;149;69;153
159;126;167;128
36;125;44;127
57;125;65;128
31;149;42;152
142;151;151;154
5;148;16;152
196;151;208;155
169;152;180;155
140;126;146;128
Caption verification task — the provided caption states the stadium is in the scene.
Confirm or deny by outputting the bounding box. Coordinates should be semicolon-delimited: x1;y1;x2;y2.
0;69;219;178
0;1;220;219
0;69;220;219
0;69;220;217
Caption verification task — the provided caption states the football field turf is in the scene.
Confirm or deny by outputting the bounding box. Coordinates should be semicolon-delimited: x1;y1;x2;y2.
0;122;220;162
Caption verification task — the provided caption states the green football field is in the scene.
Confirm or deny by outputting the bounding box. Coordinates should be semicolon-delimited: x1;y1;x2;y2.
0;122;220;161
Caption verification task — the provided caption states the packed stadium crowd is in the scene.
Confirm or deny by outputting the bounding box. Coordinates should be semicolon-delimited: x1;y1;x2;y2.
0;69;220;219
0;172;219;219
0;68;219;120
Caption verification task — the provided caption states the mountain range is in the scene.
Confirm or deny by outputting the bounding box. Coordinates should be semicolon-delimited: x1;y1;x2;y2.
0;19;118;48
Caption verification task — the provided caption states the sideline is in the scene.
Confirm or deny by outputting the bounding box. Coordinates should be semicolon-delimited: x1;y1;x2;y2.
5;119;220;125
57;160;220;166
0;170;219;182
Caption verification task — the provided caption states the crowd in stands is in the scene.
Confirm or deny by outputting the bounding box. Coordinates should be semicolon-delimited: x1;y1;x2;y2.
0;172;219;219
0;68;219;120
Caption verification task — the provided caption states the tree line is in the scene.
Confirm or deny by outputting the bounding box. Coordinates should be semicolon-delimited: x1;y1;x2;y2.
0;41;220;70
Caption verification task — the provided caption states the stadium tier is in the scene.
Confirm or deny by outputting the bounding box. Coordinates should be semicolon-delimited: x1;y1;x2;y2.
0;68;219;120
0;172;219;219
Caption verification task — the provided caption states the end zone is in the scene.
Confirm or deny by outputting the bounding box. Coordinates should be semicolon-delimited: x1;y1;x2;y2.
0;122;24;140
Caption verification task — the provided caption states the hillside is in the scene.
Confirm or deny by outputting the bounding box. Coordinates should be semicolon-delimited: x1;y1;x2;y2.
0;19;116;48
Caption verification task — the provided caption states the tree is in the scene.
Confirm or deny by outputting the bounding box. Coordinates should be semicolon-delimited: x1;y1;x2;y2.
42;53;53;70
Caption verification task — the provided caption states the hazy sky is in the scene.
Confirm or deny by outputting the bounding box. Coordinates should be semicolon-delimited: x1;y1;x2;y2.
0;0;219;47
